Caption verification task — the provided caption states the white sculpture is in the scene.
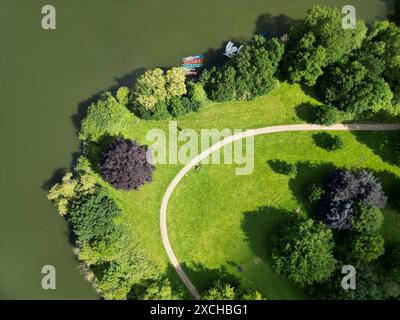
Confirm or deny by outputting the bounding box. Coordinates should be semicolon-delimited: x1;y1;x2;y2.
223;41;244;58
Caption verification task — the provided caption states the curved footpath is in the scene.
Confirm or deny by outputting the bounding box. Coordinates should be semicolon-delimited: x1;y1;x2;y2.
160;123;400;299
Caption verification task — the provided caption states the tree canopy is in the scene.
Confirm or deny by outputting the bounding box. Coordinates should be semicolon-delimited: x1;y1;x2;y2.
99;138;154;191
319;170;387;230
271;219;337;287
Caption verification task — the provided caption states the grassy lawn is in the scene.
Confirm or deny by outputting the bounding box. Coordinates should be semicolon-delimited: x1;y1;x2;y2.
96;82;400;299
167;131;400;299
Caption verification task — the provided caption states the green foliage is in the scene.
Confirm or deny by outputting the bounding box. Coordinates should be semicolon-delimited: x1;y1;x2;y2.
69;188;121;244
133;68;167;110
201;36;284;102
351;233;385;261
352;205;384;234
285;5;367;85
308;261;386;300
77;216;160;300
387;244;400;283
271;219;336;287
203;281;264;300
133;277;182;300
80;92;132;142
319;59;393;121
286;32;326;86
368;21;400;104
47;172;78;216
165;67;187;99
307;183;324;204
187;81;208;106
47;170;97;216
133;67;187;111
116;86;130;106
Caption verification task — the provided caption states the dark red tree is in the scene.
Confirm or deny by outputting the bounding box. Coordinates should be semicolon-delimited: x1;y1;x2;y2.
99;138;154;191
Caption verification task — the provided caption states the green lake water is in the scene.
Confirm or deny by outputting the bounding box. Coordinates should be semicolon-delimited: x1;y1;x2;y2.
0;0;387;299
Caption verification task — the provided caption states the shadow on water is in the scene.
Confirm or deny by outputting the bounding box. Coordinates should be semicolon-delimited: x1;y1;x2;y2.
71;67;147;133
42;167;68;190
385;0;400;23
254;13;301;37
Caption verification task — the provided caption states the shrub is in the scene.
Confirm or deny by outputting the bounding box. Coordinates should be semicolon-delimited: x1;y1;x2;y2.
319;170;387;230
80;92;132;142
47;171;97;216
312;133;343;151
271;219;337;287
352;204;384;234
116;86;130;106
307;183;325;204
187;81;208;106
99;138;154;191
69;188;121;244
351;233;385;261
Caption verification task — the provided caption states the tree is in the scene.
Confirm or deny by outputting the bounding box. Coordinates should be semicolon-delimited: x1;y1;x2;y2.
203;281;264;300
286;31;326;86
99;138;154;191
300;5;367;64
284;5;367;85
319;170;387;230
319;60;393;121
201;36;284;102
368;20;400;105
47;171;97;216
133;68;167;110
351;233;385;261
165;67;187;99
47;172;78;215
69;188;121;243
133;67;187;111
352;204;384;234
133;277;182;300
271;219;337;287
308;260;385;300
116;86;130;106
80;92;132;142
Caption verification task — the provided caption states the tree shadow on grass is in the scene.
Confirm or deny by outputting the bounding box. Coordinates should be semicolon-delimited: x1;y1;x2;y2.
241;206;296;260
373;169;400;209
351;131;400;167
288;161;339;219
165;261;238;298
295;102;320;123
